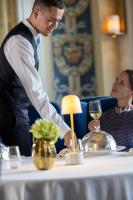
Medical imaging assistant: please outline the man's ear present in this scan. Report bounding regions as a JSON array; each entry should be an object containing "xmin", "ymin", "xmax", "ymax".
[{"xmin": 34, "ymin": 8, "xmax": 40, "ymax": 18}]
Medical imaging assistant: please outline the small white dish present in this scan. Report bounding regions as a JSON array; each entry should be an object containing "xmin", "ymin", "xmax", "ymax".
[{"xmin": 65, "ymin": 151, "xmax": 84, "ymax": 165}]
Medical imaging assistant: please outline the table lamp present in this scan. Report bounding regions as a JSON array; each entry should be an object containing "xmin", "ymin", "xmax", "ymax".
[{"xmin": 61, "ymin": 95, "xmax": 82, "ymax": 152}]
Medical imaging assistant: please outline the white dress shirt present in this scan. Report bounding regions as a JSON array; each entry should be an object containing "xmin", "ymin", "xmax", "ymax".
[{"xmin": 4, "ymin": 19, "xmax": 70, "ymax": 138}]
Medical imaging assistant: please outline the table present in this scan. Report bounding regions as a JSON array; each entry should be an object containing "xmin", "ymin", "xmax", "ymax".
[{"xmin": 1, "ymin": 152, "xmax": 133, "ymax": 200}]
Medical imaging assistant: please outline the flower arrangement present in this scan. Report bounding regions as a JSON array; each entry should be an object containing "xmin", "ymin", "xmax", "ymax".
[{"xmin": 30, "ymin": 119, "xmax": 59, "ymax": 143}]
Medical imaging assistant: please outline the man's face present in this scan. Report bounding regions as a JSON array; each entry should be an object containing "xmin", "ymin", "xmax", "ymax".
[{"xmin": 33, "ymin": 6, "xmax": 64, "ymax": 36}]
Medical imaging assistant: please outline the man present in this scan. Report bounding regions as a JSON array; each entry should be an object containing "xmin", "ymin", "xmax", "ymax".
[{"xmin": 0, "ymin": 0, "xmax": 71, "ymax": 156}]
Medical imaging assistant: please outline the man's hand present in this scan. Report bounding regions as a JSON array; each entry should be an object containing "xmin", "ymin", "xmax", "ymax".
[{"xmin": 64, "ymin": 131, "xmax": 72, "ymax": 147}]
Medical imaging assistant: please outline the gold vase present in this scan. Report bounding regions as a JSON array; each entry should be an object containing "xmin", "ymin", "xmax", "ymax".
[{"xmin": 32, "ymin": 138, "xmax": 57, "ymax": 170}]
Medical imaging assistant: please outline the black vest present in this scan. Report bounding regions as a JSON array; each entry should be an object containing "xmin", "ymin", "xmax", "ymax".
[{"xmin": 0, "ymin": 22, "xmax": 39, "ymax": 130}]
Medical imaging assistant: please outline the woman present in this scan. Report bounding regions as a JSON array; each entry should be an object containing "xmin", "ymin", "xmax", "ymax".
[{"xmin": 88, "ymin": 69, "xmax": 133, "ymax": 149}]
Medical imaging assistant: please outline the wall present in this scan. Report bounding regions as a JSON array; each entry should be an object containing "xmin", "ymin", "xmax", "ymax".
[
  {"xmin": 91, "ymin": 0, "xmax": 120, "ymax": 96},
  {"xmin": 91, "ymin": 0, "xmax": 133, "ymax": 96},
  {"xmin": 0, "ymin": 0, "xmax": 17, "ymax": 43},
  {"xmin": 119, "ymin": 0, "xmax": 133, "ymax": 68}
]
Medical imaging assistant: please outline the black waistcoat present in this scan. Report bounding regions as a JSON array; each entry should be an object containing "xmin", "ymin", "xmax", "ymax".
[{"xmin": 0, "ymin": 22, "xmax": 39, "ymax": 130}]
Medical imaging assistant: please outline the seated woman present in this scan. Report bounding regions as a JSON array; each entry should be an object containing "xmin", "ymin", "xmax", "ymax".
[{"xmin": 88, "ymin": 69, "xmax": 133, "ymax": 150}]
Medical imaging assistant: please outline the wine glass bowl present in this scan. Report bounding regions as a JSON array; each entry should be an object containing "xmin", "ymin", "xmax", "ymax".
[
  {"xmin": 89, "ymin": 100, "xmax": 102, "ymax": 120},
  {"xmin": 89, "ymin": 100, "xmax": 102, "ymax": 131}
]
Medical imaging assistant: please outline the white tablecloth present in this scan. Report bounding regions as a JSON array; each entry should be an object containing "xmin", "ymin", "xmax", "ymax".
[{"xmin": 1, "ymin": 152, "xmax": 133, "ymax": 200}]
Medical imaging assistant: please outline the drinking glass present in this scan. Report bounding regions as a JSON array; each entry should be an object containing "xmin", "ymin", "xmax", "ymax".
[
  {"xmin": 89, "ymin": 100, "xmax": 102, "ymax": 131},
  {"xmin": 0, "ymin": 143, "xmax": 8, "ymax": 159},
  {"xmin": 6, "ymin": 146, "xmax": 21, "ymax": 169},
  {"xmin": 69, "ymin": 138, "xmax": 83, "ymax": 152},
  {"xmin": 66, "ymin": 139, "xmax": 84, "ymax": 165}
]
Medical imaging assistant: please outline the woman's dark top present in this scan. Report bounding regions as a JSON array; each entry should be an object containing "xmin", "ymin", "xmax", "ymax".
[{"xmin": 100, "ymin": 108, "xmax": 133, "ymax": 149}]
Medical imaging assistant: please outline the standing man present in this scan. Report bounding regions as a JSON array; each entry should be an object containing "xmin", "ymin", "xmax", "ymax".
[{"xmin": 0, "ymin": 0, "xmax": 71, "ymax": 156}]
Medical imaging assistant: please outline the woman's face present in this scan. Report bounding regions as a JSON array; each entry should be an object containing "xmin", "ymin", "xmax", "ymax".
[{"xmin": 111, "ymin": 71, "xmax": 133, "ymax": 100}]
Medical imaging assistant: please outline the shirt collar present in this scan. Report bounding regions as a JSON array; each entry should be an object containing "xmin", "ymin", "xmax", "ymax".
[{"xmin": 23, "ymin": 19, "xmax": 40, "ymax": 44}]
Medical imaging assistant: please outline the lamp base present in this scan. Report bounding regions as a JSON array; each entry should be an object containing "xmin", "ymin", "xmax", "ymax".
[{"xmin": 65, "ymin": 151, "xmax": 84, "ymax": 165}]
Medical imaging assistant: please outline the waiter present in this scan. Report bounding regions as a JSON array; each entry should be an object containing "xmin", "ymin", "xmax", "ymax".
[{"xmin": 0, "ymin": 0, "xmax": 71, "ymax": 156}]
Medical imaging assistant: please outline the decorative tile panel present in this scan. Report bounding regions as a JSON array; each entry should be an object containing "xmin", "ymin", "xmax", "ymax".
[{"xmin": 52, "ymin": 0, "xmax": 96, "ymax": 102}]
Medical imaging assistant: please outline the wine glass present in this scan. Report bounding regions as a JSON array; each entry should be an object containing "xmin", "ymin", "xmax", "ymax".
[
  {"xmin": 6, "ymin": 146, "xmax": 21, "ymax": 169},
  {"xmin": 89, "ymin": 100, "xmax": 102, "ymax": 132}
]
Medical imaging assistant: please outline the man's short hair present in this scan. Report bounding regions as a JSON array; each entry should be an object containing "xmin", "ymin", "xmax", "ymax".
[{"xmin": 33, "ymin": 0, "xmax": 65, "ymax": 10}]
